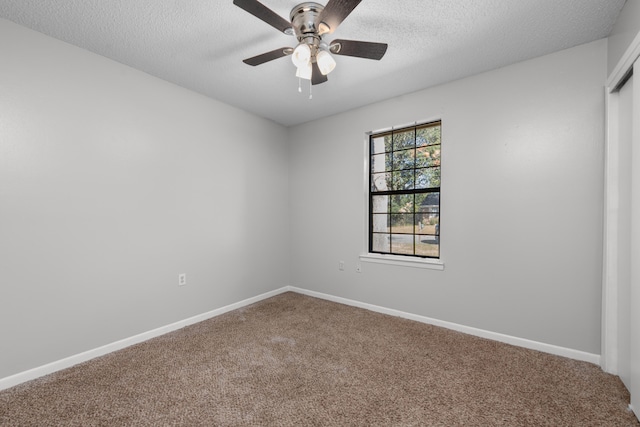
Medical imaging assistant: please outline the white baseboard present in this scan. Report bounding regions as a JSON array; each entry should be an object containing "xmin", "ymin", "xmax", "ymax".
[
  {"xmin": 289, "ymin": 287, "xmax": 601, "ymax": 366},
  {"xmin": 1, "ymin": 285, "xmax": 601, "ymax": 391},
  {"xmin": 0, "ymin": 287, "xmax": 289, "ymax": 391}
]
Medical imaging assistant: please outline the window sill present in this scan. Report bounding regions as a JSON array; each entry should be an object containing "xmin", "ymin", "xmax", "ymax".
[{"xmin": 359, "ymin": 253, "xmax": 444, "ymax": 270}]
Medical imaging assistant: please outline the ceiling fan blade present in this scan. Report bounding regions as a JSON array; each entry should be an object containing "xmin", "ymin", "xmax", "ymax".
[
  {"xmin": 311, "ymin": 62, "xmax": 328, "ymax": 85},
  {"xmin": 233, "ymin": 0, "xmax": 293, "ymax": 34},
  {"xmin": 243, "ymin": 48, "xmax": 292, "ymax": 66},
  {"xmin": 330, "ymin": 39, "xmax": 388, "ymax": 60},
  {"xmin": 317, "ymin": 0, "xmax": 362, "ymax": 34}
]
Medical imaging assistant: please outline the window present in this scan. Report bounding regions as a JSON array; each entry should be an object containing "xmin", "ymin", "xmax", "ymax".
[{"xmin": 369, "ymin": 121, "xmax": 441, "ymax": 259}]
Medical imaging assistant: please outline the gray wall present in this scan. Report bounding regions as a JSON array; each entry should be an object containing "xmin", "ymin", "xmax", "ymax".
[
  {"xmin": 289, "ymin": 40, "xmax": 607, "ymax": 355},
  {"xmin": 0, "ymin": 19, "xmax": 290, "ymax": 379},
  {"xmin": 608, "ymin": 0, "xmax": 640, "ymax": 75},
  {"xmin": 0, "ymin": 15, "xmax": 611, "ymax": 381}
]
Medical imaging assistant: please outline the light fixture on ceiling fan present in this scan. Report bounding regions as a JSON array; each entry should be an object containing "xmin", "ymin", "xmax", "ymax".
[{"xmin": 233, "ymin": 0, "xmax": 388, "ymax": 97}]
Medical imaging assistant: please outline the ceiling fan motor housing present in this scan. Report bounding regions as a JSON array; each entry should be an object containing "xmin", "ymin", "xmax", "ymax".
[{"xmin": 290, "ymin": 2, "xmax": 326, "ymax": 50}]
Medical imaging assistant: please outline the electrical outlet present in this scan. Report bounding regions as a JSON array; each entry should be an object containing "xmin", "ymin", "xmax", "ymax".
[
  {"xmin": 356, "ymin": 263, "xmax": 362, "ymax": 273},
  {"xmin": 338, "ymin": 261, "xmax": 345, "ymax": 271},
  {"xmin": 178, "ymin": 273, "xmax": 186, "ymax": 286}
]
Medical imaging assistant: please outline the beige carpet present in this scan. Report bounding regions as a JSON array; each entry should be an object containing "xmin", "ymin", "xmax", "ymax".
[{"xmin": 1, "ymin": 292, "xmax": 638, "ymax": 426}]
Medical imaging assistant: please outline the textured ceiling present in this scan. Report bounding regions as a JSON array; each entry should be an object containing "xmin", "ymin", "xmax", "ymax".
[{"xmin": 0, "ymin": 0, "xmax": 626, "ymax": 126}]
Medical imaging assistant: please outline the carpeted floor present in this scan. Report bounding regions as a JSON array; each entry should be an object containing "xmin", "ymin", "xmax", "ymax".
[{"xmin": 1, "ymin": 292, "xmax": 638, "ymax": 426}]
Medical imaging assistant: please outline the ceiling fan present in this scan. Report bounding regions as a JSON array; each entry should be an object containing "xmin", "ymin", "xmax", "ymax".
[{"xmin": 233, "ymin": 0, "xmax": 388, "ymax": 91}]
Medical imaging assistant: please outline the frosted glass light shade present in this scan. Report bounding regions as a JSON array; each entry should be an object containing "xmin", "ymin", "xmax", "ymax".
[
  {"xmin": 291, "ymin": 43, "xmax": 311, "ymax": 68},
  {"xmin": 296, "ymin": 62, "xmax": 312, "ymax": 80},
  {"xmin": 316, "ymin": 50, "xmax": 336, "ymax": 75}
]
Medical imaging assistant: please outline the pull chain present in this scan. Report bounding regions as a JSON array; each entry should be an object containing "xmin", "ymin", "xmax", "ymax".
[
  {"xmin": 309, "ymin": 80, "xmax": 313, "ymax": 100},
  {"xmin": 298, "ymin": 77, "xmax": 302, "ymax": 93}
]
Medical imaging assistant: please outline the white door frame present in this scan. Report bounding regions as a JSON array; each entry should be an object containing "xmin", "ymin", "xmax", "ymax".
[{"xmin": 602, "ymin": 32, "xmax": 640, "ymax": 375}]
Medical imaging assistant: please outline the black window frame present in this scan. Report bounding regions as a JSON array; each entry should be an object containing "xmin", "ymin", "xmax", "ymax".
[{"xmin": 368, "ymin": 121, "xmax": 441, "ymax": 259}]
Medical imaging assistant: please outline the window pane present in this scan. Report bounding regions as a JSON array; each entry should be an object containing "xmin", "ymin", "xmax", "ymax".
[
  {"xmin": 392, "ymin": 149, "xmax": 415, "ymax": 171},
  {"xmin": 415, "ymin": 167, "xmax": 440, "ymax": 189},
  {"xmin": 371, "ymin": 173, "xmax": 392, "ymax": 192},
  {"xmin": 416, "ymin": 235, "xmax": 439, "ymax": 257},
  {"xmin": 393, "ymin": 129, "xmax": 415, "ymax": 150},
  {"xmin": 391, "ymin": 214, "xmax": 413, "ymax": 234},
  {"xmin": 391, "ymin": 194, "xmax": 414, "ymax": 213},
  {"xmin": 372, "ymin": 213, "xmax": 390, "ymax": 233},
  {"xmin": 416, "ymin": 124, "xmax": 441, "ymax": 147},
  {"xmin": 391, "ymin": 234, "xmax": 414, "ymax": 255},
  {"xmin": 371, "ymin": 195, "xmax": 389, "ymax": 213},
  {"xmin": 371, "ymin": 153, "xmax": 392, "ymax": 173},
  {"xmin": 371, "ymin": 135, "xmax": 389, "ymax": 154},
  {"xmin": 416, "ymin": 192, "xmax": 439, "ymax": 214},
  {"xmin": 372, "ymin": 233, "xmax": 390, "ymax": 253},
  {"xmin": 392, "ymin": 170, "xmax": 414, "ymax": 190},
  {"xmin": 415, "ymin": 214, "xmax": 439, "ymax": 235},
  {"xmin": 416, "ymin": 145, "xmax": 441, "ymax": 168}
]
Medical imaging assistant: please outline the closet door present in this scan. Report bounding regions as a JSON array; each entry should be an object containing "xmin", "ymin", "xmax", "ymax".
[
  {"xmin": 617, "ymin": 70, "xmax": 633, "ymax": 391},
  {"xmin": 631, "ymin": 60, "xmax": 640, "ymax": 413},
  {"xmin": 614, "ymin": 58, "xmax": 639, "ymax": 414}
]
